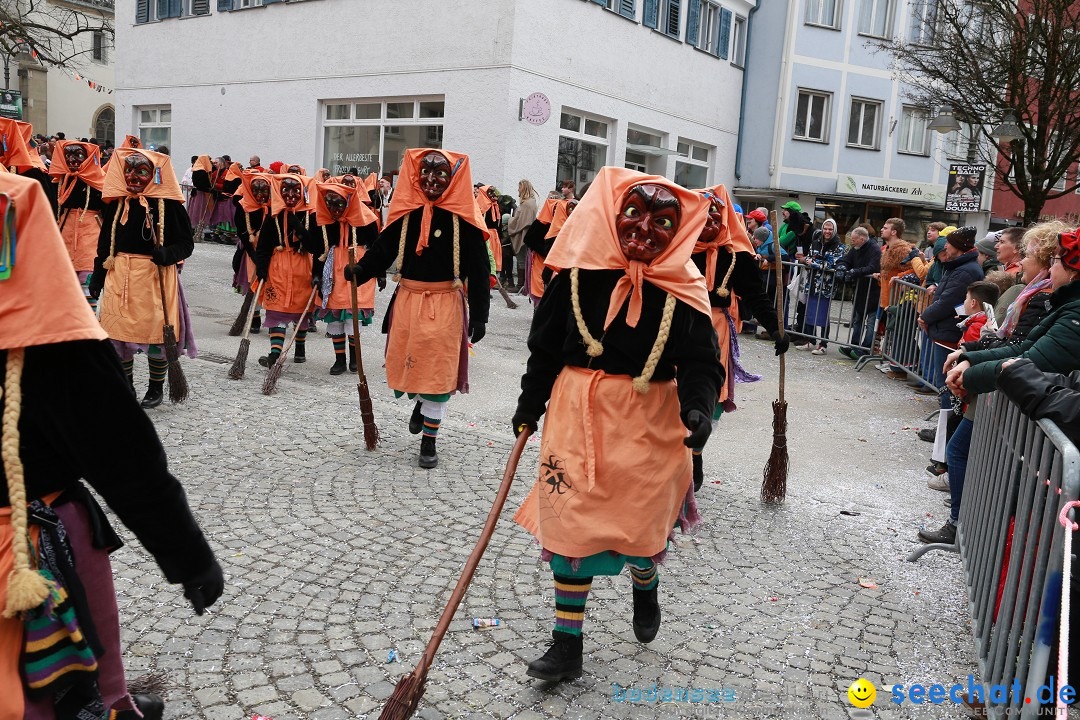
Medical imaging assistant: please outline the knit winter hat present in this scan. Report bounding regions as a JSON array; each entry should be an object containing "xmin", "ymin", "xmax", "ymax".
[
  {"xmin": 946, "ymin": 226, "xmax": 977, "ymax": 252},
  {"xmin": 753, "ymin": 227, "xmax": 771, "ymax": 244},
  {"xmin": 1058, "ymin": 230, "xmax": 1080, "ymax": 271},
  {"xmin": 976, "ymin": 233, "xmax": 1000, "ymax": 259}
]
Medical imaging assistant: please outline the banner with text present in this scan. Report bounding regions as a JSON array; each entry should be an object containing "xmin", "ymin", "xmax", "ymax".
[
  {"xmin": 836, "ymin": 174, "xmax": 947, "ymax": 206},
  {"xmin": 945, "ymin": 164, "xmax": 987, "ymax": 213}
]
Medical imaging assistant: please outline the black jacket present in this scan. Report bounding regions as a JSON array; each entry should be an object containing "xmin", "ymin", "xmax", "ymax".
[
  {"xmin": 516, "ymin": 269, "xmax": 723, "ymax": 429},
  {"xmin": 690, "ymin": 249, "xmax": 779, "ymax": 335},
  {"xmin": 1, "ymin": 341, "xmax": 217, "ymax": 584},
  {"xmin": 89, "ymin": 198, "xmax": 194, "ymax": 295},
  {"xmin": 835, "ymin": 240, "xmax": 882, "ymax": 311},
  {"xmin": 920, "ymin": 251, "xmax": 983, "ymax": 344},
  {"xmin": 997, "ymin": 359, "xmax": 1080, "ymax": 442},
  {"xmin": 352, "ymin": 206, "xmax": 491, "ymax": 325}
]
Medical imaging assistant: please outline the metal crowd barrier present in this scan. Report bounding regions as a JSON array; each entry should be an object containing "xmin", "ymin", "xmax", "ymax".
[
  {"xmin": 760, "ymin": 259, "xmax": 879, "ymax": 356},
  {"xmin": 874, "ymin": 277, "xmax": 941, "ymax": 391},
  {"xmin": 909, "ymin": 393, "xmax": 1080, "ymax": 719}
]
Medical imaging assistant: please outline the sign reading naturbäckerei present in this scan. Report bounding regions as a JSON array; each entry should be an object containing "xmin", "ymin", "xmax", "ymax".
[{"xmin": 945, "ymin": 164, "xmax": 987, "ymax": 213}]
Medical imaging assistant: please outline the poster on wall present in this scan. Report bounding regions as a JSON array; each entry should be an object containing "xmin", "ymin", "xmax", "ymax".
[
  {"xmin": 0, "ymin": 90, "xmax": 23, "ymax": 120},
  {"xmin": 945, "ymin": 164, "xmax": 987, "ymax": 213}
]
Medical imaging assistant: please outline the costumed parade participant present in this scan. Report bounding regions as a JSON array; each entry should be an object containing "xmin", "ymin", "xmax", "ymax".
[
  {"xmin": 689, "ymin": 185, "xmax": 787, "ymax": 488},
  {"xmin": 233, "ymin": 170, "xmax": 273, "ymax": 335},
  {"xmin": 0, "ymin": 172, "xmax": 223, "ymax": 720},
  {"xmin": 49, "ymin": 140, "xmax": 106, "ymax": 312},
  {"xmin": 253, "ymin": 172, "xmax": 318, "ymax": 367},
  {"xmin": 188, "ymin": 156, "xmax": 237, "ymax": 238},
  {"xmin": 344, "ymin": 149, "xmax": 490, "ymax": 469},
  {"xmin": 522, "ymin": 194, "xmax": 574, "ymax": 306},
  {"xmin": 475, "ymin": 184, "xmax": 503, "ymax": 277},
  {"xmin": 88, "ymin": 148, "xmax": 197, "ymax": 409},
  {"xmin": 309, "ymin": 181, "xmax": 382, "ymax": 375},
  {"xmin": 511, "ymin": 167, "xmax": 722, "ymax": 682},
  {"xmin": 0, "ymin": 118, "xmax": 56, "ymax": 215}
]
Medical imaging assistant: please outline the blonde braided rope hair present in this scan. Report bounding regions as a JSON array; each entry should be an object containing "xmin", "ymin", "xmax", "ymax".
[
  {"xmin": 391, "ymin": 212, "xmax": 462, "ymax": 287},
  {"xmin": 569, "ymin": 268, "xmax": 678, "ymax": 394},
  {"xmin": 102, "ymin": 198, "xmax": 167, "ymax": 269},
  {"xmin": 715, "ymin": 247, "xmax": 737, "ymax": 298},
  {"xmin": 2, "ymin": 349, "xmax": 52, "ymax": 617}
]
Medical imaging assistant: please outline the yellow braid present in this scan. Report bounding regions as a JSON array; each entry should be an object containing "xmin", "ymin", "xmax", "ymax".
[
  {"xmin": 716, "ymin": 247, "xmax": 737, "ymax": 298},
  {"xmin": 79, "ymin": 189, "xmax": 90, "ymax": 223},
  {"xmin": 632, "ymin": 294, "xmax": 677, "ymax": 394},
  {"xmin": 102, "ymin": 202, "xmax": 122, "ymax": 271},
  {"xmin": 392, "ymin": 213, "xmax": 409, "ymax": 283},
  {"xmin": 319, "ymin": 225, "xmax": 330, "ymax": 262},
  {"xmin": 2, "ymin": 349, "xmax": 51, "ymax": 617},
  {"xmin": 452, "ymin": 215, "xmax": 462, "ymax": 289},
  {"xmin": 244, "ymin": 211, "xmax": 254, "ymax": 242},
  {"xmin": 350, "ymin": 226, "xmax": 356, "ymax": 249},
  {"xmin": 157, "ymin": 198, "xmax": 165, "ymax": 248},
  {"xmin": 570, "ymin": 268, "xmax": 604, "ymax": 357}
]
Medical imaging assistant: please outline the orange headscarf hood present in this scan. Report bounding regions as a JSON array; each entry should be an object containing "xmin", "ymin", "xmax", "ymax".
[
  {"xmin": 101, "ymin": 148, "xmax": 184, "ymax": 225},
  {"xmin": 692, "ymin": 184, "xmax": 753, "ymax": 290},
  {"xmin": 281, "ymin": 163, "xmax": 307, "ymax": 178},
  {"xmin": 49, "ymin": 140, "xmax": 106, "ymax": 206},
  {"xmin": 269, "ymin": 173, "xmax": 312, "ymax": 216},
  {"xmin": 385, "ymin": 148, "xmax": 485, "ymax": 256},
  {"xmin": 224, "ymin": 162, "xmax": 244, "ymax": 183},
  {"xmin": 313, "ymin": 182, "xmax": 378, "ymax": 229},
  {"xmin": 475, "ymin": 185, "xmax": 501, "ymax": 223},
  {"xmin": 544, "ymin": 199, "xmax": 575, "ymax": 240},
  {"xmin": 122, "ymin": 134, "xmax": 142, "ymax": 149},
  {"xmin": 536, "ymin": 197, "xmax": 560, "ymax": 225},
  {"xmin": 193, "ymin": 155, "xmax": 213, "ymax": 174},
  {"xmin": 545, "ymin": 167, "xmax": 711, "ymax": 330},
  {"xmin": 0, "ymin": 173, "xmax": 107, "ymax": 350},
  {"xmin": 236, "ymin": 171, "xmax": 272, "ymax": 213},
  {"xmin": 0, "ymin": 118, "xmax": 42, "ymax": 172}
]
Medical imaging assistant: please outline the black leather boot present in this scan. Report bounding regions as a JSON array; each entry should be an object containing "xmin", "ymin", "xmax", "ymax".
[
  {"xmin": 293, "ymin": 342, "xmax": 306, "ymax": 364},
  {"xmin": 692, "ymin": 454, "xmax": 704, "ymax": 491},
  {"xmin": 526, "ymin": 630, "xmax": 583, "ymax": 682},
  {"xmin": 349, "ymin": 343, "xmax": 357, "ymax": 372},
  {"xmin": 131, "ymin": 693, "xmax": 165, "ymax": 720},
  {"xmin": 250, "ymin": 312, "xmax": 262, "ymax": 335},
  {"xmin": 409, "ymin": 401, "xmax": 424, "ymax": 434},
  {"xmin": 258, "ymin": 351, "xmax": 280, "ymax": 368},
  {"xmin": 140, "ymin": 381, "xmax": 164, "ymax": 409},
  {"xmin": 632, "ymin": 585, "xmax": 661, "ymax": 643},
  {"xmin": 418, "ymin": 435, "xmax": 438, "ymax": 469}
]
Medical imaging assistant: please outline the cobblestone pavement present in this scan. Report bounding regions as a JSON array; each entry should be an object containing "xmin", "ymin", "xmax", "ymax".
[{"xmin": 111, "ymin": 243, "xmax": 987, "ymax": 719}]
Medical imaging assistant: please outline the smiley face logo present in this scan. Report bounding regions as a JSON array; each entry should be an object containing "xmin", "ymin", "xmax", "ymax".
[{"xmin": 847, "ymin": 678, "xmax": 876, "ymax": 708}]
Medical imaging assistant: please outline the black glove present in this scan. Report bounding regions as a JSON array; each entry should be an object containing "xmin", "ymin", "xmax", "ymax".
[
  {"xmin": 254, "ymin": 263, "xmax": 269, "ymax": 282},
  {"xmin": 183, "ymin": 561, "xmax": 224, "ymax": 616},
  {"xmin": 151, "ymin": 247, "xmax": 170, "ymax": 266},
  {"xmin": 771, "ymin": 330, "xmax": 790, "ymax": 356},
  {"xmin": 287, "ymin": 213, "xmax": 307, "ymax": 234},
  {"xmin": 87, "ymin": 279, "xmax": 102, "ymax": 300},
  {"xmin": 344, "ymin": 262, "xmax": 370, "ymax": 284},
  {"xmin": 242, "ymin": 240, "xmax": 256, "ymax": 259},
  {"xmin": 834, "ymin": 268, "xmax": 849, "ymax": 283},
  {"xmin": 715, "ymin": 290, "xmax": 733, "ymax": 309},
  {"xmin": 512, "ymin": 411, "xmax": 538, "ymax": 437},
  {"xmin": 683, "ymin": 409, "xmax": 711, "ymax": 448},
  {"xmin": 311, "ymin": 274, "xmax": 321, "ymax": 288},
  {"xmin": 469, "ymin": 320, "xmax": 486, "ymax": 344},
  {"xmin": 377, "ymin": 275, "xmax": 387, "ymax": 291},
  {"xmin": 904, "ymin": 248, "xmax": 921, "ymax": 263}
]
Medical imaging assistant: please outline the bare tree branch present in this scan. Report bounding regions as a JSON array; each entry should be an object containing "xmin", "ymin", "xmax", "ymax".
[{"xmin": 0, "ymin": 0, "xmax": 113, "ymax": 72}]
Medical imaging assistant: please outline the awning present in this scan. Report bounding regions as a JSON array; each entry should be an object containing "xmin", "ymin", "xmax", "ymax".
[{"xmin": 626, "ymin": 143, "xmax": 682, "ymax": 157}]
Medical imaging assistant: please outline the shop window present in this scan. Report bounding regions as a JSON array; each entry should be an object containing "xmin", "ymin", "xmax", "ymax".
[{"xmin": 321, "ymin": 97, "xmax": 445, "ymax": 179}]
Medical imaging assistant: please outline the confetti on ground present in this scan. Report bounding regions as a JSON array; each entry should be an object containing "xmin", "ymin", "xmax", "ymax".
[
  {"xmin": 858, "ymin": 578, "xmax": 878, "ymax": 589},
  {"xmin": 387, "ymin": 649, "xmax": 397, "ymax": 663}
]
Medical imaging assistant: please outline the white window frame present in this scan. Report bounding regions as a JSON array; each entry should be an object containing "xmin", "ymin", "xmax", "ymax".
[
  {"xmin": 91, "ymin": 30, "xmax": 108, "ymax": 63},
  {"xmin": 320, "ymin": 97, "xmax": 446, "ymax": 177},
  {"xmin": 731, "ymin": 15, "xmax": 747, "ymax": 66},
  {"xmin": 944, "ymin": 122, "xmax": 977, "ymax": 161},
  {"xmin": 136, "ymin": 105, "xmax": 172, "ymax": 148},
  {"xmin": 558, "ymin": 107, "xmax": 612, "ymax": 185},
  {"xmin": 907, "ymin": 0, "xmax": 937, "ymax": 44},
  {"xmin": 793, "ymin": 89, "xmax": 832, "ymax": 143},
  {"xmin": 847, "ymin": 98, "xmax": 881, "ymax": 150},
  {"xmin": 603, "ymin": 0, "xmax": 637, "ymax": 19},
  {"xmin": 660, "ymin": 0, "xmax": 682, "ymax": 38},
  {"xmin": 857, "ymin": 0, "xmax": 893, "ymax": 38},
  {"xmin": 1053, "ymin": 172, "xmax": 1067, "ymax": 192},
  {"xmin": 694, "ymin": 1, "xmax": 720, "ymax": 54},
  {"xmin": 805, "ymin": 0, "xmax": 841, "ymax": 29},
  {"xmin": 897, "ymin": 105, "xmax": 931, "ymax": 156},
  {"xmin": 675, "ymin": 138, "xmax": 713, "ymax": 188}
]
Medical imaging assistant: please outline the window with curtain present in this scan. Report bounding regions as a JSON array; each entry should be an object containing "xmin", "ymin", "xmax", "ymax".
[
  {"xmin": 805, "ymin": 0, "xmax": 840, "ymax": 28},
  {"xmin": 847, "ymin": 98, "xmax": 881, "ymax": 149},
  {"xmin": 794, "ymin": 90, "xmax": 831, "ymax": 142},
  {"xmin": 897, "ymin": 106, "xmax": 930, "ymax": 155},
  {"xmin": 857, "ymin": 0, "xmax": 891, "ymax": 37},
  {"xmin": 907, "ymin": 0, "xmax": 937, "ymax": 44},
  {"xmin": 688, "ymin": 1, "xmax": 730, "ymax": 57}
]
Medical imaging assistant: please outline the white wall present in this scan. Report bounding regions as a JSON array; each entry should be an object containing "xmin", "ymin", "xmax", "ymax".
[{"xmin": 44, "ymin": 0, "xmax": 114, "ymax": 138}]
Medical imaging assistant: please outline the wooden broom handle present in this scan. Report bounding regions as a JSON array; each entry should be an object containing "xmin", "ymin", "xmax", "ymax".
[
  {"xmin": 417, "ymin": 430, "xmax": 533, "ymax": 670},
  {"xmin": 770, "ymin": 210, "xmax": 786, "ymax": 403},
  {"xmin": 347, "ymin": 245, "xmax": 367, "ymax": 378}
]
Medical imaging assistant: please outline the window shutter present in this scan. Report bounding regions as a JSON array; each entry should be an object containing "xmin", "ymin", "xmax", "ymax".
[
  {"xmin": 169, "ymin": 0, "xmax": 182, "ymax": 17},
  {"xmin": 686, "ymin": 0, "xmax": 701, "ymax": 46},
  {"xmin": 136, "ymin": 0, "xmax": 150, "ymax": 22},
  {"xmin": 643, "ymin": 0, "xmax": 659, "ymax": 27},
  {"xmin": 620, "ymin": 0, "xmax": 635, "ymax": 18},
  {"xmin": 718, "ymin": 7, "xmax": 732, "ymax": 58},
  {"xmin": 156, "ymin": 0, "xmax": 169, "ymax": 18},
  {"xmin": 263, "ymin": 0, "xmax": 284, "ymax": 5},
  {"xmin": 666, "ymin": 0, "xmax": 681, "ymax": 36},
  {"xmin": 589, "ymin": 0, "xmax": 605, "ymax": 5},
  {"xmin": 217, "ymin": 0, "xmax": 232, "ymax": 9},
  {"xmin": 192, "ymin": 0, "xmax": 210, "ymax": 13}
]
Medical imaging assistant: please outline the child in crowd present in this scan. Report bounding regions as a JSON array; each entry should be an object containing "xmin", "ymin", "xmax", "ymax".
[{"xmin": 959, "ymin": 280, "xmax": 1002, "ymax": 344}]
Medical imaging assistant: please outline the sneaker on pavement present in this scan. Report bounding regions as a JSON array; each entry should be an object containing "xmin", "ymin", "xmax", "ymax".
[
  {"xmin": 927, "ymin": 474, "xmax": 950, "ymax": 492},
  {"xmin": 795, "ymin": 342, "xmax": 813, "ymax": 351},
  {"xmin": 918, "ymin": 522, "xmax": 957, "ymax": 544},
  {"xmin": 811, "ymin": 346, "xmax": 827, "ymax": 355},
  {"xmin": 885, "ymin": 370, "xmax": 907, "ymax": 380},
  {"xmin": 918, "ymin": 427, "xmax": 936, "ymax": 443},
  {"xmin": 926, "ymin": 461, "xmax": 948, "ymax": 476},
  {"xmin": 914, "ymin": 386, "xmax": 939, "ymax": 395}
]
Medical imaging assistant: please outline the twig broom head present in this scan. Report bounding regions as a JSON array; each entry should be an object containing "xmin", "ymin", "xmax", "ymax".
[
  {"xmin": 379, "ymin": 668, "xmax": 427, "ymax": 720},
  {"xmin": 228, "ymin": 290, "xmax": 255, "ymax": 336},
  {"xmin": 162, "ymin": 325, "xmax": 188, "ymax": 404},
  {"xmin": 228, "ymin": 338, "xmax": 250, "ymax": 380},
  {"xmin": 761, "ymin": 398, "xmax": 788, "ymax": 504},
  {"xmin": 262, "ymin": 354, "xmax": 285, "ymax": 395},
  {"xmin": 357, "ymin": 381, "xmax": 379, "ymax": 451}
]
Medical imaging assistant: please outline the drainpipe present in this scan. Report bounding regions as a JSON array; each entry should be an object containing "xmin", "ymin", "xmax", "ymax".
[{"xmin": 733, "ymin": 0, "xmax": 761, "ymax": 182}]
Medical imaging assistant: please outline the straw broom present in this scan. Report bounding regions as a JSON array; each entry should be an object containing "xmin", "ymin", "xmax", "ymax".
[
  {"xmin": 156, "ymin": 266, "xmax": 189, "ymax": 404},
  {"xmin": 348, "ymin": 246, "xmax": 379, "ymax": 450},
  {"xmin": 228, "ymin": 288, "xmax": 257, "ymax": 336},
  {"xmin": 262, "ymin": 286, "xmax": 318, "ymax": 395},
  {"xmin": 492, "ymin": 276, "xmax": 518, "ymax": 310},
  {"xmin": 228, "ymin": 280, "xmax": 264, "ymax": 380},
  {"xmin": 761, "ymin": 210, "xmax": 788, "ymax": 503},
  {"xmin": 379, "ymin": 429, "xmax": 532, "ymax": 720}
]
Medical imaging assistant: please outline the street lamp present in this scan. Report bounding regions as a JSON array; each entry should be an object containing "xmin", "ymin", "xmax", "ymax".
[
  {"xmin": 928, "ymin": 107, "xmax": 962, "ymax": 134},
  {"xmin": 992, "ymin": 111, "xmax": 1024, "ymax": 142}
]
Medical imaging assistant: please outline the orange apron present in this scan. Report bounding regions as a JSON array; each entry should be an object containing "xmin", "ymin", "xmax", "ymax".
[
  {"xmin": 711, "ymin": 306, "xmax": 734, "ymax": 404},
  {"xmin": 327, "ymin": 244, "xmax": 375, "ymax": 311},
  {"xmin": 530, "ymin": 252, "xmax": 546, "ymax": 299},
  {"xmin": 385, "ymin": 279, "xmax": 464, "ymax": 395},
  {"xmin": 263, "ymin": 247, "xmax": 315, "ymax": 314},
  {"xmin": 59, "ymin": 210, "xmax": 101, "ymax": 273},
  {"xmin": 98, "ymin": 253, "xmax": 179, "ymax": 345},
  {"xmin": 487, "ymin": 229, "xmax": 502, "ymax": 272},
  {"xmin": 514, "ymin": 367, "xmax": 691, "ymax": 559}
]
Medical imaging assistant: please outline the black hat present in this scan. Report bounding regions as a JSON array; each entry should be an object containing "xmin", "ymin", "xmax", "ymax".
[{"xmin": 946, "ymin": 226, "xmax": 977, "ymax": 252}]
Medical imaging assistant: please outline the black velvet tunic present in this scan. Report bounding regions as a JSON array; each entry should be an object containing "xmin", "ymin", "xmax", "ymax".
[{"xmin": 691, "ymin": 249, "xmax": 780, "ymax": 334}]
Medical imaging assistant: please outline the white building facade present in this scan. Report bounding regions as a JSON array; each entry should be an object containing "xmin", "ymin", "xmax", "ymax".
[
  {"xmin": 736, "ymin": 0, "xmax": 991, "ymax": 240},
  {"xmin": 116, "ymin": 0, "xmax": 753, "ymax": 192}
]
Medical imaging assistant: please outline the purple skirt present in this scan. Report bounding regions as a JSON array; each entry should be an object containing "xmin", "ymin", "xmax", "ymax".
[{"xmin": 188, "ymin": 192, "xmax": 233, "ymax": 229}]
